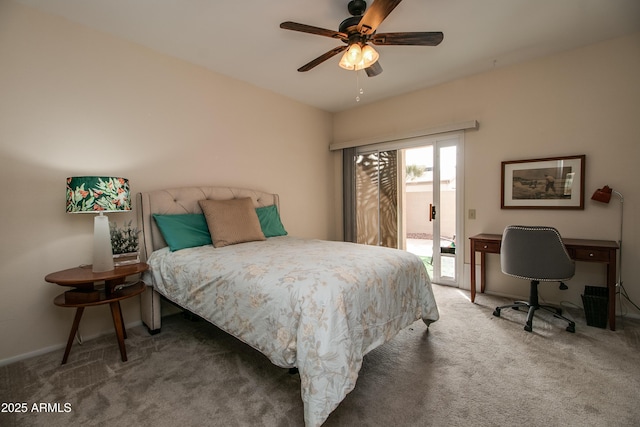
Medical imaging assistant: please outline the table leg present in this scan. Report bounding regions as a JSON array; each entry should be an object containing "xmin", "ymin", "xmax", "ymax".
[
  {"xmin": 119, "ymin": 302, "xmax": 127, "ymax": 340},
  {"xmin": 61, "ymin": 307, "xmax": 84, "ymax": 365},
  {"xmin": 109, "ymin": 301, "xmax": 127, "ymax": 362}
]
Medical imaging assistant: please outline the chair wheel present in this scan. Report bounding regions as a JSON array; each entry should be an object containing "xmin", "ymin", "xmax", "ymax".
[
  {"xmin": 493, "ymin": 308, "xmax": 501, "ymax": 317},
  {"xmin": 524, "ymin": 323, "xmax": 532, "ymax": 332},
  {"xmin": 566, "ymin": 323, "xmax": 576, "ymax": 333}
]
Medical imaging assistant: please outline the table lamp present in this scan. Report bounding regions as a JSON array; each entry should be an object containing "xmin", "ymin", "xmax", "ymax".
[
  {"xmin": 66, "ymin": 177, "xmax": 131, "ymax": 272},
  {"xmin": 591, "ymin": 185, "xmax": 624, "ymax": 286}
]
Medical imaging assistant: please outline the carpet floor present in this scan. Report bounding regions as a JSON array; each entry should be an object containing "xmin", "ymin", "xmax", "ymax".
[{"xmin": 2, "ymin": 284, "xmax": 640, "ymax": 427}]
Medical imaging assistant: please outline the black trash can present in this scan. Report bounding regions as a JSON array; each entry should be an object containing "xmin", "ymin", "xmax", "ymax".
[{"xmin": 581, "ymin": 286, "xmax": 608, "ymax": 328}]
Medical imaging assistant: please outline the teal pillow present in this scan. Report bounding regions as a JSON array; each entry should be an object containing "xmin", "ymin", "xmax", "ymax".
[
  {"xmin": 255, "ymin": 205, "xmax": 288, "ymax": 237},
  {"xmin": 153, "ymin": 214, "xmax": 212, "ymax": 251}
]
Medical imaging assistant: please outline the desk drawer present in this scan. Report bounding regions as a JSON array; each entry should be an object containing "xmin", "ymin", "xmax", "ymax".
[
  {"xmin": 474, "ymin": 240, "xmax": 500, "ymax": 253},
  {"xmin": 573, "ymin": 248, "xmax": 611, "ymax": 262}
]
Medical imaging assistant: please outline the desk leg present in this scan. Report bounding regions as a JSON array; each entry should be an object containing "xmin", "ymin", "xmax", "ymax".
[
  {"xmin": 61, "ymin": 307, "xmax": 84, "ymax": 365},
  {"xmin": 109, "ymin": 301, "xmax": 128, "ymax": 362},
  {"xmin": 607, "ymin": 252, "xmax": 617, "ymax": 331},
  {"xmin": 470, "ymin": 248, "xmax": 476, "ymax": 302},
  {"xmin": 480, "ymin": 252, "xmax": 487, "ymax": 294}
]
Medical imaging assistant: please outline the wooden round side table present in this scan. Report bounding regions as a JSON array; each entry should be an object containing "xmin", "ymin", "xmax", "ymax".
[{"xmin": 45, "ymin": 263, "xmax": 149, "ymax": 364}]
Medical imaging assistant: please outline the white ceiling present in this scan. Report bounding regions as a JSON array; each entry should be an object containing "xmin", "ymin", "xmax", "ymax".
[{"xmin": 15, "ymin": 0, "xmax": 640, "ymax": 113}]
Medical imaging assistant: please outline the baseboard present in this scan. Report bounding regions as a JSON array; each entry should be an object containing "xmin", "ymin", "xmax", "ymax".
[
  {"xmin": 481, "ymin": 289, "xmax": 640, "ymax": 321},
  {"xmin": 0, "ymin": 342, "xmax": 67, "ymax": 367},
  {"xmin": 0, "ymin": 320, "xmax": 143, "ymax": 367}
]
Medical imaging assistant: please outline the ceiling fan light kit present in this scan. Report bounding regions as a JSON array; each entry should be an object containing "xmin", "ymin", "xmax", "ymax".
[
  {"xmin": 280, "ymin": 0, "xmax": 443, "ymax": 76},
  {"xmin": 338, "ymin": 43, "xmax": 380, "ymax": 70}
]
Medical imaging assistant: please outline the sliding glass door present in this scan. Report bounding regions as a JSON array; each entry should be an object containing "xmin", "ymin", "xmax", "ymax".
[
  {"xmin": 349, "ymin": 133, "xmax": 463, "ymax": 286},
  {"xmin": 404, "ymin": 141, "xmax": 459, "ymax": 285},
  {"xmin": 354, "ymin": 150, "xmax": 398, "ymax": 248}
]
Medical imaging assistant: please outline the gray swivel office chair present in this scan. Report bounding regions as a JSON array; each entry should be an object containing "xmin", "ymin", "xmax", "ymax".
[{"xmin": 493, "ymin": 225, "xmax": 576, "ymax": 333}]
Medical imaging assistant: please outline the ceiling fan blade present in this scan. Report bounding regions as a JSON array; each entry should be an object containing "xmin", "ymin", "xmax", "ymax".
[
  {"xmin": 280, "ymin": 21, "xmax": 348, "ymax": 41},
  {"xmin": 365, "ymin": 61, "xmax": 383, "ymax": 77},
  {"xmin": 357, "ymin": 0, "xmax": 403, "ymax": 35},
  {"xmin": 371, "ymin": 32, "xmax": 444, "ymax": 46},
  {"xmin": 297, "ymin": 45, "xmax": 348, "ymax": 72}
]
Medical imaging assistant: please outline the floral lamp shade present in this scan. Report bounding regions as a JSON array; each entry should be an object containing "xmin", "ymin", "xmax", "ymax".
[
  {"xmin": 66, "ymin": 176, "xmax": 131, "ymax": 213},
  {"xmin": 66, "ymin": 176, "xmax": 131, "ymax": 273}
]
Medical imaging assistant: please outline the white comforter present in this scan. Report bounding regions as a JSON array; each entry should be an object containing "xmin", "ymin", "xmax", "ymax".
[{"xmin": 146, "ymin": 236, "xmax": 439, "ymax": 426}]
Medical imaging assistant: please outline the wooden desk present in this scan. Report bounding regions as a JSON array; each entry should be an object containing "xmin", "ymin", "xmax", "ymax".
[{"xmin": 469, "ymin": 234, "xmax": 619, "ymax": 330}]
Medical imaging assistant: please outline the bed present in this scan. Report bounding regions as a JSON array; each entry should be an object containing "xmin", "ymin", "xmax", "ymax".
[{"xmin": 137, "ymin": 186, "xmax": 439, "ymax": 427}]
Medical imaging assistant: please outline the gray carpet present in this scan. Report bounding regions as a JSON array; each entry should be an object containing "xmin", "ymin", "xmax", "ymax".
[{"xmin": 2, "ymin": 284, "xmax": 640, "ymax": 427}]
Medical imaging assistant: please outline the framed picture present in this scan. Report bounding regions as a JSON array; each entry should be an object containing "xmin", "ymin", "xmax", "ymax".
[{"xmin": 501, "ymin": 155, "xmax": 585, "ymax": 209}]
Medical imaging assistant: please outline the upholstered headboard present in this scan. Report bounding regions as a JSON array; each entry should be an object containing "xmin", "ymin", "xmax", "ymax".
[{"xmin": 136, "ymin": 186, "xmax": 280, "ymax": 262}]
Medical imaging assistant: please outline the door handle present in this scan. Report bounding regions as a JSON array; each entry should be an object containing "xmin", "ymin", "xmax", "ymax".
[{"xmin": 429, "ymin": 204, "xmax": 436, "ymax": 221}]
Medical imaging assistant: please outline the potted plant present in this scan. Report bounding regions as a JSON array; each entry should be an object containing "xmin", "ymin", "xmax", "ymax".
[{"xmin": 110, "ymin": 220, "xmax": 140, "ymax": 266}]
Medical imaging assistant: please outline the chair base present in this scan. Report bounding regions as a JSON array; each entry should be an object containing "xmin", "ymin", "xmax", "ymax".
[{"xmin": 492, "ymin": 281, "xmax": 576, "ymax": 333}]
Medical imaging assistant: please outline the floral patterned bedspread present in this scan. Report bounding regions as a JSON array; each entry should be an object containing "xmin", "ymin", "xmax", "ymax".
[{"xmin": 145, "ymin": 236, "xmax": 439, "ymax": 426}]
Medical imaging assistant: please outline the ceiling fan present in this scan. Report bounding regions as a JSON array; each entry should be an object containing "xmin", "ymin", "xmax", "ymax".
[{"xmin": 280, "ymin": 0, "xmax": 443, "ymax": 77}]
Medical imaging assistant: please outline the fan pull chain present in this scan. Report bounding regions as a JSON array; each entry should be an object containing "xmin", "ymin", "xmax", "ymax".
[{"xmin": 355, "ymin": 70, "xmax": 364, "ymax": 102}]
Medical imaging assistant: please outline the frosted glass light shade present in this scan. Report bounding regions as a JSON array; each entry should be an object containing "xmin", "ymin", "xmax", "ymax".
[
  {"xmin": 360, "ymin": 45, "xmax": 379, "ymax": 67},
  {"xmin": 339, "ymin": 44, "xmax": 379, "ymax": 71}
]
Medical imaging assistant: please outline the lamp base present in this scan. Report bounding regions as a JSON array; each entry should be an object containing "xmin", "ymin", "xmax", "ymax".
[{"xmin": 93, "ymin": 214, "xmax": 114, "ymax": 273}]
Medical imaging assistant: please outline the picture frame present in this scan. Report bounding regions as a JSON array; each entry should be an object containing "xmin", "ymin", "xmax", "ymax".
[{"xmin": 501, "ymin": 155, "xmax": 585, "ymax": 209}]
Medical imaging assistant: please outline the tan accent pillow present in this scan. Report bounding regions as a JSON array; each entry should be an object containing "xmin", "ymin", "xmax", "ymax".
[{"xmin": 198, "ymin": 198, "xmax": 266, "ymax": 248}]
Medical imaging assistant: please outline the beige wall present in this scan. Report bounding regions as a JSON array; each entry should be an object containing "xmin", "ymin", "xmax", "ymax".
[
  {"xmin": 0, "ymin": 2, "xmax": 334, "ymax": 363},
  {"xmin": 333, "ymin": 33, "xmax": 640, "ymax": 311}
]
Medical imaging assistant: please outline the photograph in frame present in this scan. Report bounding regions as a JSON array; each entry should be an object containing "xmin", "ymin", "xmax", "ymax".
[{"xmin": 501, "ymin": 155, "xmax": 585, "ymax": 209}]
